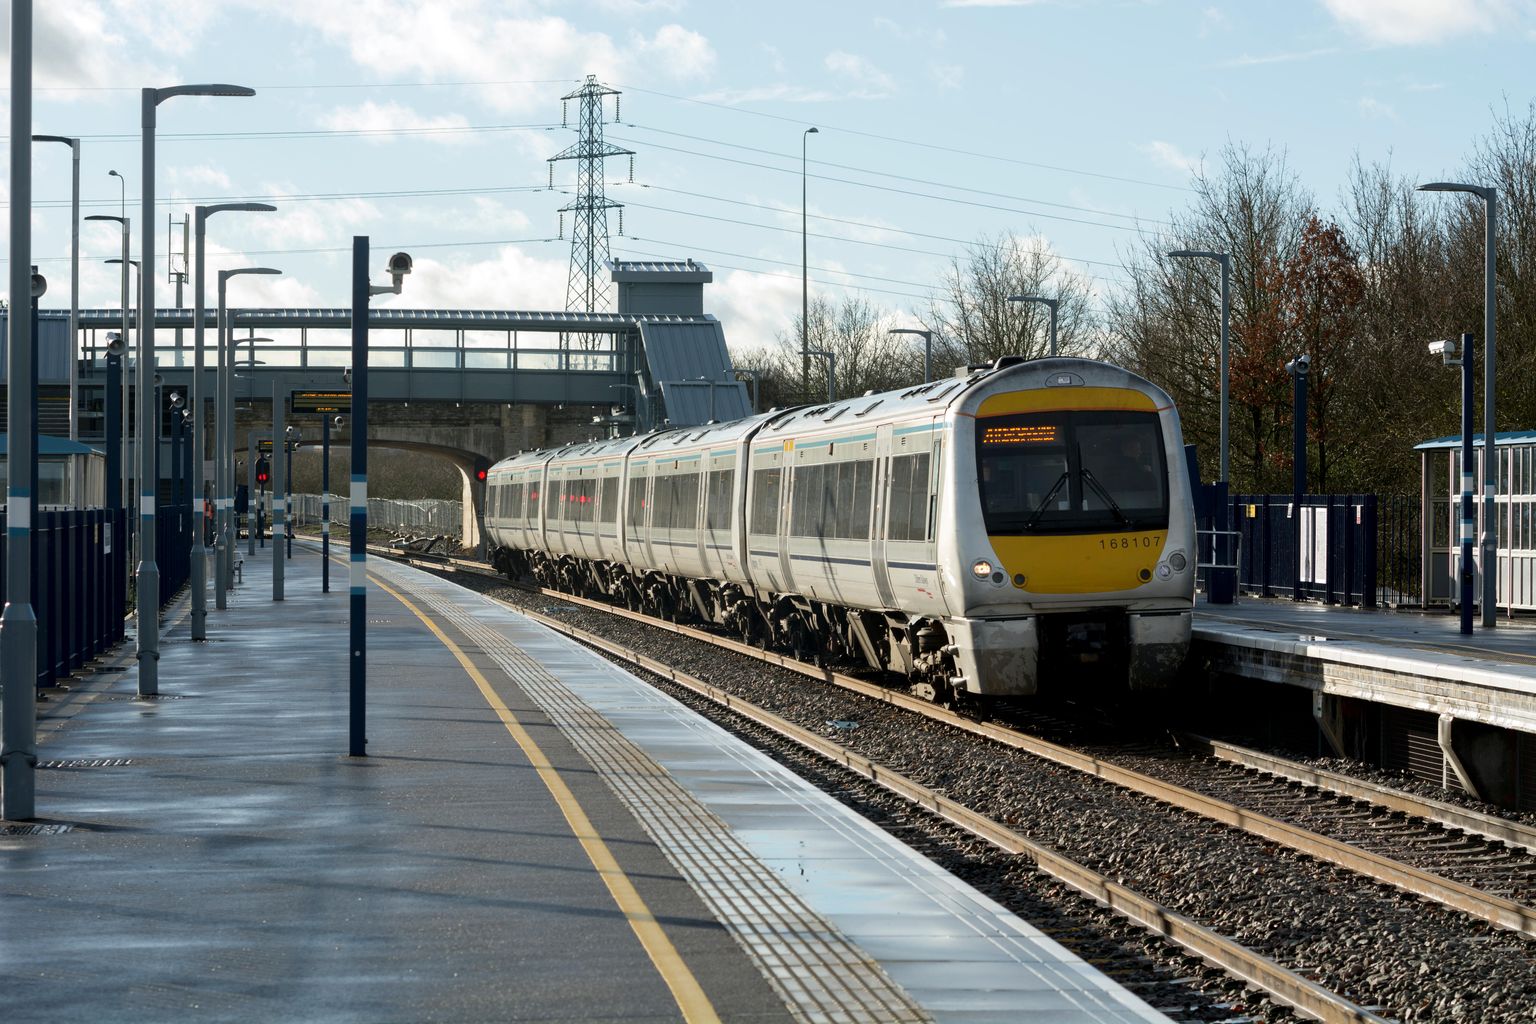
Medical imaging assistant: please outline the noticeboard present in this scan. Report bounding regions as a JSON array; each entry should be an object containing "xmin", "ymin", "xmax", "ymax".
[{"xmin": 292, "ymin": 390, "xmax": 351, "ymax": 414}]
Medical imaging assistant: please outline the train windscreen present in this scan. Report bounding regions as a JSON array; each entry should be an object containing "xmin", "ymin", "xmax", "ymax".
[{"xmin": 976, "ymin": 410, "xmax": 1167, "ymax": 535}]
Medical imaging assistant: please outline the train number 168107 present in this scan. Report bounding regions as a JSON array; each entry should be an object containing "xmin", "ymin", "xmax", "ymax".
[{"xmin": 1100, "ymin": 536, "xmax": 1161, "ymax": 550}]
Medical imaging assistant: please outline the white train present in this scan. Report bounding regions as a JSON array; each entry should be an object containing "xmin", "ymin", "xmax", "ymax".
[{"xmin": 484, "ymin": 357, "xmax": 1196, "ymax": 703}]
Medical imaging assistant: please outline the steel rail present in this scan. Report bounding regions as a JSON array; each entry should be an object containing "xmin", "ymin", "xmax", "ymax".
[
  {"xmin": 373, "ymin": 548, "xmax": 1536, "ymax": 940},
  {"xmin": 1179, "ymin": 733, "xmax": 1536, "ymax": 856}
]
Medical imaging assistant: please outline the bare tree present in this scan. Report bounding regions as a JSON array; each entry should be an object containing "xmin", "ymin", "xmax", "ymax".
[
  {"xmin": 770, "ymin": 294, "xmax": 916, "ymax": 402},
  {"xmin": 927, "ymin": 232, "xmax": 1096, "ymax": 372}
]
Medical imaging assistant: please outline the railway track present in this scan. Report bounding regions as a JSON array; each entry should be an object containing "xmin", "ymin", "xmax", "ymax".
[{"xmin": 372, "ymin": 546, "xmax": 1536, "ymax": 1021}]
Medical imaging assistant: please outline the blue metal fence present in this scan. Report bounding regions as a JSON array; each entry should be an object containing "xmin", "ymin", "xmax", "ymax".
[
  {"xmin": 0, "ymin": 502, "xmax": 191, "ymax": 687},
  {"xmin": 1230, "ymin": 494, "xmax": 1378, "ymax": 607}
]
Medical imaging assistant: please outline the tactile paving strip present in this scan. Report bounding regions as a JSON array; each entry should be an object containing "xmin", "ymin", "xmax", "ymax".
[{"xmin": 394, "ymin": 567, "xmax": 930, "ymax": 1024}]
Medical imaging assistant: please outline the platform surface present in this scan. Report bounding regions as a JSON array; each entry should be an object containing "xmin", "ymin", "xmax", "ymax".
[{"xmin": 2, "ymin": 542, "xmax": 1167, "ymax": 1024}]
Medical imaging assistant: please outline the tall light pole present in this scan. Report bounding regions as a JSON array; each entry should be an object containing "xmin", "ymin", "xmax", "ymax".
[
  {"xmin": 801, "ymin": 126, "xmax": 819, "ymax": 405},
  {"xmin": 216, "ymin": 268, "xmax": 280, "ymax": 605},
  {"xmin": 1430, "ymin": 336, "xmax": 1476, "ymax": 636},
  {"xmin": 4, "ymin": 0, "xmax": 38, "ymax": 819},
  {"xmin": 808, "ymin": 348, "xmax": 836, "ymax": 403},
  {"xmin": 189, "ymin": 201, "xmax": 273, "ymax": 637},
  {"xmin": 1418, "ymin": 181, "xmax": 1498, "ymax": 628},
  {"xmin": 888, "ymin": 327, "xmax": 934, "ymax": 384},
  {"xmin": 34, "ymin": 135, "xmax": 79, "ymax": 448},
  {"xmin": 86, "ymin": 210, "xmax": 131, "ymax": 510},
  {"xmin": 1168, "ymin": 249, "xmax": 1231, "ymax": 484},
  {"xmin": 137, "ymin": 82, "xmax": 256, "ymax": 694},
  {"xmin": 1007, "ymin": 295, "xmax": 1059, "ymax": 358}
]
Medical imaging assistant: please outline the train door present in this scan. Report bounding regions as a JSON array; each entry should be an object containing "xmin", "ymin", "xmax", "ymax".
[{"xmin": 871, "ymin": 424, "xmax": 898, "ymax": 610}]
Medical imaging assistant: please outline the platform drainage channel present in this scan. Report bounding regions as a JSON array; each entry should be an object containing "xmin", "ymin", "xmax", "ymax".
[
  {"xmin": 38, "ymin": 759, "xmax": 134, "ymax": 769},
  {"xmin": 1, "ymin": 823, "xmax": 74, "ymax": 836}
]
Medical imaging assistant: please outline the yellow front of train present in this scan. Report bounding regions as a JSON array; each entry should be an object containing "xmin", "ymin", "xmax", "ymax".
[{"xmin": 940, "ymin": 358, "xmax": 1195, "ymax": 698}]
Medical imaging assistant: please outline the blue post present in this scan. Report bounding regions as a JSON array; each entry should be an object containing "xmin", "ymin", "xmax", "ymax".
[
  {"xmin": 349, "ymin": 237, "xmax": 368, "ymax": 757},
  {"xmin": 1459, "ymin": 332, "xmax": 1475, "ymax": 636},
  {"xmin": 1292, "ymin": 362, "xmax": 1307, "ymax": 602},
  {"xmin": 105, "ymin": 349, "xmax": 123, "ymax": 640}
]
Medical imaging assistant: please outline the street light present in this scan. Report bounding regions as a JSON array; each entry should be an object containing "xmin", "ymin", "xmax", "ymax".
[
  {"xmin": 1007, "ymin": 295, "xmax": 1059, "ymax": 358},
  {"xmin": 1167, "ymin": 249, "xmax": 1231, "ymax": 484},
  {"xmin": 1418, "ymin": 181, "xmax": 1498, "ymax": 628},
  {"xmin": 86, "ymin": 212, "xmax": 131, "ymax": 510},
  {"xmin": 888, "ymin": 327, "xmax": 934, "ymax": 384},
  {"xmin": 33, "ymin": 135, "xmax": 79, "ymax": 449},
  {"xmin": 802, "ymin": 125, "xmax": 819, "ymax": 405},
  {"xmin": 216, "ymin": 266, "xmax": 281, "ymax": 607},
  {"xmin": 137, "ymin": 82, "xmax": 257, "ymax": 694},
  {"xmin": 1431, "ymin": 335, "xmax": 1476, "ymax": 636},
  {"xmin": 807, "ymin": 348, "xmax": 836, "ymax": 403},
  {"xmin": 190, "ymin": 202, "xmax": 274, "ymax": 636}
]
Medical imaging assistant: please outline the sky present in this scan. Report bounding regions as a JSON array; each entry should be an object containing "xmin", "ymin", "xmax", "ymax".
[{"xmin": 2, "ymin": 0, "xmax": 1534, "ymax": 358}]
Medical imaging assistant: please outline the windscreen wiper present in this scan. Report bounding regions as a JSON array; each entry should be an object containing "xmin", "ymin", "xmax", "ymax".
[
  {"xmin": 1024, "ymin": 471, "xmax": 1069, "ymax": 530},
  {"xmin": 1080, "ymin": 466, "xmax": 1129, "ymax": 525}
]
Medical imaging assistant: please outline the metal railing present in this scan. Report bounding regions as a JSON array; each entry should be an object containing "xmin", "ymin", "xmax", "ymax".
[{"xmin": 290, "ymin": 494, "xmax": 462, "ymax": 535}]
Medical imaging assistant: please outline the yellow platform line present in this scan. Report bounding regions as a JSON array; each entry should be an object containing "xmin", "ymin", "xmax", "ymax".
[{"xmin": 369, "ymin": 573, "xmax": 721, "ymax": 1024}]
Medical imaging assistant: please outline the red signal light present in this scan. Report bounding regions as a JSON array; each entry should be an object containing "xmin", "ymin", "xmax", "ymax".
[{"xmin": 476, "ymin": 468, "xmax": 488, "ymax": 482}]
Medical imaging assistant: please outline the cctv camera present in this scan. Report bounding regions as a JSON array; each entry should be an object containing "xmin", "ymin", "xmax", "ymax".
[
  {"xmin": 342, "ymin": 367, "xmax": 353, "ymax": 385},
  {"xmin": 1428, "ymin": 339, "xmax": 1456, "ymax": 357},
  {"xmin": 1296, "ymin": 353, "xmax": 1310, "ymax": 370},
  {"xmin": 105, "ymin": 332, "xmax": 126, "ymax": 357},
  {"xmin": 334, "ymin": 415, "xmax": 345, "ymax": 428},
  {"xmin": 1286, "ymin": 354, "xmax": 1310, "ymax": 376},
  {"xmin": 170, "ymin": 391, "xmax": 185, "ymax": 409},
  {"xmin": 387, "ymin": 252, "xmax": 413, "ymax": 277}
]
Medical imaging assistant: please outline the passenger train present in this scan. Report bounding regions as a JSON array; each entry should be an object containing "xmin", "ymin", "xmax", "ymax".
[{"xmin": 484, "ymin": 356, "xmax": 1196, "ymax": 704}]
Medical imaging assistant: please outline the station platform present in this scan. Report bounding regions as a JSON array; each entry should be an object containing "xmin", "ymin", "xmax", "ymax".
[
  {"xmin": 1193, "ymin": 596, "xmax": 1536, "ymax": 733},
  {"xmin": 3, "ymin": 543, "xmax": 1167, "ymax": 1024}
]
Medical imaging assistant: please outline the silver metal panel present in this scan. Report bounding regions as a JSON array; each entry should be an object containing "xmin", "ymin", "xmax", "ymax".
[
  {"xmin": 72, "ymin": 307, "xmax": 709, "ymax": 332},
  {"xmin": 639, "ymin": 320, "xmax": 750, "ymax": 426}
]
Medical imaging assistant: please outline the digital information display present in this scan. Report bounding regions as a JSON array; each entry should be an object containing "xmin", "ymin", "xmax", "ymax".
[
  {"xmin": 292, "ymin": 390, "xmax": 352, "ymax": 414},
  {"xmin": 980, "ymin": 423, "xmax": 1059, "ymax": 446}
]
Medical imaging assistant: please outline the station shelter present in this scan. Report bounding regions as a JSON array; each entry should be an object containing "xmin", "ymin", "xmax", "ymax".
[
  {"xmin": 0, "ymin": 434, "xmax": 104, "ymax": 508},
  {"xmin": 1416, "ymin": 430, "xmax": 1536, "ymax": 612}
]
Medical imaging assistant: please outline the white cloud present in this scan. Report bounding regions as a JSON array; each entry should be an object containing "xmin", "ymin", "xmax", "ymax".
[
  {"xmin": 1320, "ymin": 0, "xmax": 1512, "ymax": 45},
  {"xmin": 320, "ymin": 101, "xmax": 473, "ymax": 142},
  {"xmin": 274, "ymin": 5, "xmax": 715, "ymax": 113},
  {"xmin": 761, "ymin": 44, "xmax": 787, "ymax": 75},
  {"xmin": 594, "ymin": 0, "xmax": 684, "ymax": 13},
  {"xmin": 1199, "ymin": 6, "xmax": 1228, "ymax": 36},
  {"xmin": 1219, "ymin": 46, "xmax": 1340, "ymax": 67},
  {"xmin": 1358, "ymin": 96, "xmax": 1399, "ymax": 120},
  {"xmin": 696, "ymin": 84, "xmax": 842, "ymax": 105},
  {"xmin": 371, "ymin": 246, "xmax": 569, "ymax": 311},
  {"xmin": 1, "ymin": 0, "xmax": 179, "ymax": 91},
  {"xmin": 712, "ymin": 268, "xmax": 801, "ymax": 356},
  {"xmin": 930, "ymin": 63, "xmax": 965, "ymax": 90},
  {"xmin": 824, "ymin": 51, "xmax": 897, "ymax": 99},
  {"xmin": 1139, "ymin": 140, "xmax": 1201, "ymax": 177},
  {"xmin": 942, "ymin": 0, "xmax": 1052, "ymax": 7}
]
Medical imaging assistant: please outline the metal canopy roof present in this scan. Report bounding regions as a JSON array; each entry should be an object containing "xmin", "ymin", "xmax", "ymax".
[
  {"xmin": 1415, "ymin": 430, "xmax": 1536, "ymax": 450},
  {"xmin": 68, "ymin": 308, "xmax": 714, "ymax": 332},
  {"xmin": 606, "ymin": 259, "xmax": 713, "ymax": 283}
]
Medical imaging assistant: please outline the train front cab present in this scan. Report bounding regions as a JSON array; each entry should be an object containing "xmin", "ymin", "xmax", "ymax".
[{"xmin": 948, "ymin": 370, "xmax": 1194, "ymax": 699}]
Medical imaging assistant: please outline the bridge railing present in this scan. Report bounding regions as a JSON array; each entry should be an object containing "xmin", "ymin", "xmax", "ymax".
[
  {"xmin": 88, "ymin": 335, "xmax": 622, "ymax": 372},
  {"xmin": 291, "ymin": 494, "xmax": 463, "ymax": 535}
]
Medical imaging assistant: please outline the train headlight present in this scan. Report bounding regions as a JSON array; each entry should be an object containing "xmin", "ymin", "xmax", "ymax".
[
  {"xmin": 1157, "ymin": 563, "xmax": 1173, "ymax": 580},
  {"xmin": 1168, "ymin": 551, "xmax": 1188, "ymax": 572},
  {"xmin": 971, "ymin": 559, "xmax": 994, "ymax": 580}
]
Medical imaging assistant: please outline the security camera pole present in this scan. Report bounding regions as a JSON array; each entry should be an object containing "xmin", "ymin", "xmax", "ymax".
[
  {"xmin": 1431, "ymin": 335, "xmax": 1476, "ymax": 636},
  {"xmin": 350, "ymin": 239, "xmax": 411, "ymax": 757},
  {"xmin": 4, "ymin": 0, "xmax": 38, "ymax": 817}
]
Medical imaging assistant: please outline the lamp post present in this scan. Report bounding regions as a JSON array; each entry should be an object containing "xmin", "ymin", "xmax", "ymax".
[
  {"xmin": 1285, "ymin": 354, "xmax": 1309, "ymax": 602},
  {"xmin": 190, "ymin": 202, "xmax": 274, "ymax": 635},
  {"xmin": 215, "ymin": 266, "xmax": 280, "ymax": 607},
  {"xmin": 4, "ymin": 0, "xmax": 38, "ymax": 818},
  {"xmin": 1418, "ymin": 182, "xmax": 1498, "ymax": 628},
  {"xmin": 1430, "ymin": 336, "xmax": 1476, "ymax": 635},
  {"xmin": 802, "ymin": 125, "xmax": 819, "ymax": 405},
  {"xmin": 888, "ymin": 327, "xmax": 933, "ymax": 384},
  {"xmin": 33, "ymin": 135, "xmax": 79, "ymax": 449},
  {"xmin": 103, "ymin": 332, "xmax": 126, "ymax": 642},
  {"xmin": 229, "ymin": 335, "xmax": 275, "ymax": 569},
  {"xmin": 1007, "ymin": 295, "xmax": 1059, "ymax": 358},
  {"xmin": 807, "ymin": 349, "xmax": 836, "ymax": 403},
  {"xmin": 137, "ymin": 82, "xmax": 257, "ymax": 694},
  {"xmin": 86, "ymin": 211, "xmax": 131, "ymax": 511}
]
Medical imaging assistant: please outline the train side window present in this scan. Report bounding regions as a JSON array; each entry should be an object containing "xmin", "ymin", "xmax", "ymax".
[
  {"xmin": 528, "ymin": 483, "xmax": 540, "ymax": 522},
  {"xmin": 792, "ymin": 464, "xmax": 825, "ymax": 536},
  {"xmin": 653, "ymin": 474, "xmax": 673, "ymax": 530},
  {"xmin": 750, "ymin": 467, "xmax": 781, "ymax": 535},
  {"xmin": 706, "ymin": 469, "xmax": 734, "ymax": 534},
  {"xmin": 599, "ymin": 476, "xmax": 619, "ymax": 523},
  {"xmin": 674, "ymin": 470, "xmax": 701, "ymax": 530},
  {"xmin": 550, "ymin": 479, "xmax": 566, "ymax": 521},
  {"xmin": 928, "ymin": 439, "xmax": 942, "ymax": 542},
  {"xmin": 851, "ymin": 460, "xmax": 873, "ymax": 540},
  {"xmin": 626, "ymin": 467, "xmax": 648, "ymax": 529},
  {"xmin": 887, "ymin": 452, "xmax": 930, "ymax": 542}
]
